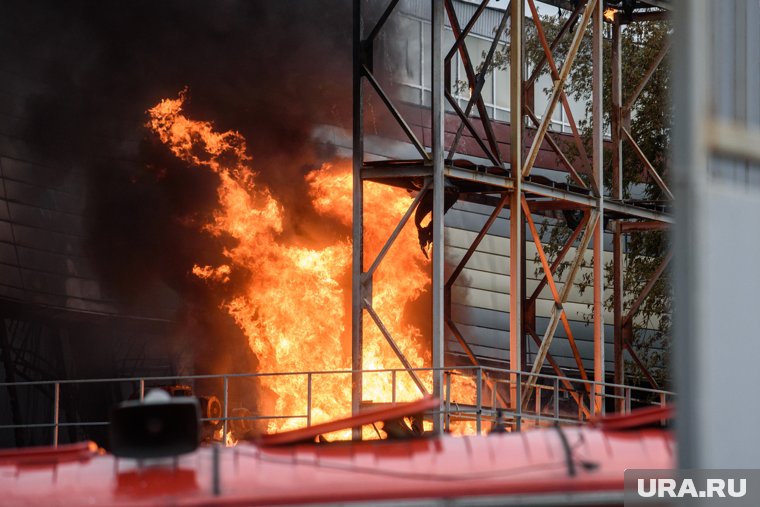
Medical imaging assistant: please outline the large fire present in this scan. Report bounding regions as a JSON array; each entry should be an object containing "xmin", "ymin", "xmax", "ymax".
[{"xmin": 147, "ymin": 90, "xmax": 475, "ymax": 438}]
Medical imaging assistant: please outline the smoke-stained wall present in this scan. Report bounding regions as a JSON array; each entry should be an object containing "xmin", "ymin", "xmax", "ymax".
[{"xmin": 0, "ymin": 0, "xmax": 357, "ymax": 375}]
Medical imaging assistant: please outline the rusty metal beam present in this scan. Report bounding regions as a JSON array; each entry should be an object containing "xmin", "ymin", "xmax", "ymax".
[
  {"xmin": 527, "ymin": 211, "xmax": 590, "ymax": 303},
  {"xmin": 527, "ymin": 329, "xmax": 591, "ymax": 419},
  {"xmin": 626, "ymin": 10, "xmax": 670, "ymax": 24},
  {"xmin": 591, "ymin": 0, "xmax": 605, "ymax": 415},
  {"xmin": 525, "ymin": 106, "xmax": 586, "ymax": 188},
  {"xmin": 623, "ymin": 38, "xmax": 671, "ymax": 115},
  {"xmin": 508, "ymin": 0, "xmax": 523, "ymax": 412},
  {"xmin": 527, "ymin": 200, "xmax": 589, "ymax": 212},
  {"xmin": 624, "ymin": 340, "xmax": 660, "ymax": 390},
  {"xmin": 364, "ymin": 299, "xmax": 428, "ymax": 396},
  {"xmin": 445, "ymin": 90, "xmax": 500, "ymax": 165},
  {"xmin": 611, "ymin": 19, "xmax": 625, "ymax": 412},
  {"xmin": 446, "ymin": 318, "xmax": 508, "ymax": 408},
  {"xmin": 613, "ymin": 222, "xmax": 625, "ymax": 411},
  {"xmin": 527, "ymin": 0, "xmax": 593, "ymax": 185},
  {"xmin": 522, "ymin": 0, "xmax": 598, "ymax": 179},
  {"xmin": 446, "ymin": 192, "xmax": 509, "ymax": 288},
  {"xmin": 444, "ymin": 0, "xmax": 490, "ymax": 63},
  {"xmin": 445, "ymin": 0, "xmax": 504, "ymax": 165},
  {"xmin": 522, "ymin": 200, "xmax": 598, "ymax": 401},
  {"xmin": 620, "ymin": 220, "xmax": 670, "ymax": 232},
  {"xmin": 522, "ymin": 200, "xmax": 592, "ymax": 385},
  {"xmin": 526, "ymin": 1, "xmax": 584, "ymax": 89},
  {"xmin": 623, "ymin": 251, "xmax": 672, "ymax": 328},
  {"xmin": 622, "ymin": 126, "xmax": 674, "ymax": 200}
]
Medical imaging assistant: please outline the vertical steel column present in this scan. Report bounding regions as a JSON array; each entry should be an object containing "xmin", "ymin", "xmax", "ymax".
[
  {"xmin": 351, "ymin": 0, "xmax": 364, "ymax": 440},
  {"xmin": 610, "ymin": 17, "xmax": 625, "ymax": 412},
  {"xmin": 475, "ymin": 367, "xmax": 482, "ymax": 435},
  {"xmin": 520, "ymin": 207, "xmax": 528, "ymax": 373},
  {"xmin": 306, "ymin": 373, "xmax": 312, "ymax": 427},
  {"xmin": 591, "ymin": 0, "xmax": 605, "ymax": 415},
  {"xmin": 222, "ymin": 376, "xmax": 229, "ymax": 444},
  {"xmin": 431, "ymin": 0, "xmax": 445, "ymax": 433},
  {"xmin": 508, "ymin": 0, "xmax": 523, "ymax": 411},
  {"xmin": 391, "ymin": 370, "xmax": 397, "ymax": 403},
  {"xmin": 445, "ymin": 372, "xmax": 451, "ymax": 431}
]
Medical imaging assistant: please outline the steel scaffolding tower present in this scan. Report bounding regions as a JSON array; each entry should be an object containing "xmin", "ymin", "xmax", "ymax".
[{"xmin": 352, "ymin": 0, "xmax": 672, "ymax": 433}]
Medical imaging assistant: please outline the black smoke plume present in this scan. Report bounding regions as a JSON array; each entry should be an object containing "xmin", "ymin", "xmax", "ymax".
[{"xmin": 3, "ymin": 0, "xmax": 354, "ymax": 376}]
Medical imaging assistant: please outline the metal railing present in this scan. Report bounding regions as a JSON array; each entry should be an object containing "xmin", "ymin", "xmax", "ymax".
[{"xmin": 0, "ymin": 366, "xmax": 674, "ymax": 447}]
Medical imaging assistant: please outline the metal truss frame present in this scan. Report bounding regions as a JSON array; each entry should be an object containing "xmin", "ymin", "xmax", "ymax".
[{"xmin": 352, "ymin": 0, "xmax": 672, "ymax": 435}]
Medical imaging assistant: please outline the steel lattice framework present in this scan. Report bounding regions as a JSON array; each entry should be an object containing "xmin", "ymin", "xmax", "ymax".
[{"xmin": 351, "ymin": 0, "xmax": 671, "ymax": 433}]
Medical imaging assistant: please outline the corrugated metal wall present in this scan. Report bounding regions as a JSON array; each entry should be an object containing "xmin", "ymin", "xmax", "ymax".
[
  {"xmin": 0, "ymin": 9, "xmax": 184, "ymax": 448},
  {"xmin": 0, "ymin": 13, "xmax": 176, "ymax": 321},
  {"xmin": 445, "ymin": 202, "xmax": 621, "ymax": 374}
]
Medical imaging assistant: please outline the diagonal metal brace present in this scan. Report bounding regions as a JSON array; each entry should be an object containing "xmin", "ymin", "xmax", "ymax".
[
  {"xmin": 522, "ymin": 0, "xmax": 598, "ymax": 179},
  {"xmin": 363, "ymin": 180, "xmax": 430, "ymax": 284},
  {"xmin": 522, "ymin": 208, "xmax": 599, "ymax": 404},
  {"xmin": 363, "ymin": 298, "xmax": 429, "ymax": 396},
  {"xmin": 362, "ymin": 65, "xmax": 430, "ymax": 161}
]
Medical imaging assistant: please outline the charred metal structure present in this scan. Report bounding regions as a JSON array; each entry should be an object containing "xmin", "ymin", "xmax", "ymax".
[{"xmin": 351, "ymin": 0, "xmax": 672, "ymax": 431}]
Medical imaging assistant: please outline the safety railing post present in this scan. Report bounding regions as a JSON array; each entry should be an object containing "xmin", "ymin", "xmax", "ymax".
[
  {"xmin": 590, "ymin": 380, "xmax": 596, "ymax": 418},
  {"xmin": 535, "ymin": 385, "xmax": 541, "ymax": 422},
  {"xmin": 444, "ymin": 370, "xmax": 451, "ymax": 432},
  {"xmin": 516, "ymin": 371, "xmax": 522, "ymax": 431},
  {"xmin": 625, "ymin": 386, "xmax": 631, "ymax": 413},
  {"xmin": 53, "ymin": 382, "xmax": 60, "ymax": 447},
  {"xmin": 391, "ymin": 370, "xmax": 397, "ymax": 404},
  {"xmin": 222, "ymin": 376, "xmax": 229, "ymax": 445},
  {"xmin": 553, "ymin": 377, "xmax": 560, "ymax": 422},
  {"xmin": 476, "ymin": 368, "xmax": 482, "ymax": 435},
  {"xmin": 491, "ymin": 375, "xmax": 496, "ymax": 411},
  {"xmin": 307, "ymin": 373, "xmax": 312, "ymax": 427},
  {"xmin": 139, "ymin": 379, "xmax": 145, "ymax": 401}
]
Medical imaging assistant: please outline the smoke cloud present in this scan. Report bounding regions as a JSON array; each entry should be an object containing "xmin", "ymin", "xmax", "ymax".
[{"xmin": 4, "ymin": 0, "xmax": 354, "ymax": 375}]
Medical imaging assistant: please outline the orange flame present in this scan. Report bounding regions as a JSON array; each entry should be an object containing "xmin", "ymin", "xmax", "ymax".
[{"xmin": 148, "ymin": 90, "xmax": 475, "ymax": 438}]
